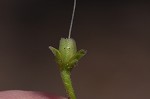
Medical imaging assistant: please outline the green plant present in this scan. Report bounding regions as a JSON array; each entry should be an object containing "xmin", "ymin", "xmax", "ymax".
[{"xmin": 49, "ymin": 0, "xmax": 86, "ymax": 99}]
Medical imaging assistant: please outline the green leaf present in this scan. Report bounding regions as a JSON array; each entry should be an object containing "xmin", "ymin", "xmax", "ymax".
[
  {"xmin": 71, "ymin": 49, "xmax": 86, "ymax": 61},
  {"xmin": 67, "ymin": 49, "xmax": 86, "ymax": 69},
  {"xmin": 49, "ymin": 46, "xmax": 62, "ymax": 65}
]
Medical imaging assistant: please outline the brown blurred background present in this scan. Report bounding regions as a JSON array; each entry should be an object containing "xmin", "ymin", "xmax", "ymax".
[{"xmin": 0, "ymin": 0, "xmax": 150, "ymax": 99}]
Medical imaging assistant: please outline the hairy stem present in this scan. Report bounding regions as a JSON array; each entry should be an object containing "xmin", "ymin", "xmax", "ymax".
[{"xmin": 60, "ymin": 70, "xmax": 76, "ymax": 99}]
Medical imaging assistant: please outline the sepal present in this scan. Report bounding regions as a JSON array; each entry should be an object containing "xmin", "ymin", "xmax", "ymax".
[{"xmin": 49, "ymin": 46, "xmax": 62, "ymax": 66}]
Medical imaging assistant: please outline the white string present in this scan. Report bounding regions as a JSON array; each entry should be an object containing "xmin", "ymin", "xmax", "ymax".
[{"xmin": 68, "ymin": 0, "xmax": 76, "ymax": 38}]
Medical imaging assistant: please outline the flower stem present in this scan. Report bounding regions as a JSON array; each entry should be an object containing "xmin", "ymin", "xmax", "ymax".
[{"xmin": 60, "ymin": 70, "xmax": 76, "ymax": 99}]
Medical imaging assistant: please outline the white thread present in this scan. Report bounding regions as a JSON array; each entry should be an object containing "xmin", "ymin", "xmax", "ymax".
[{"xmin": 68, "ymin": 0, "xmax": 76, "ymax": 38}]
